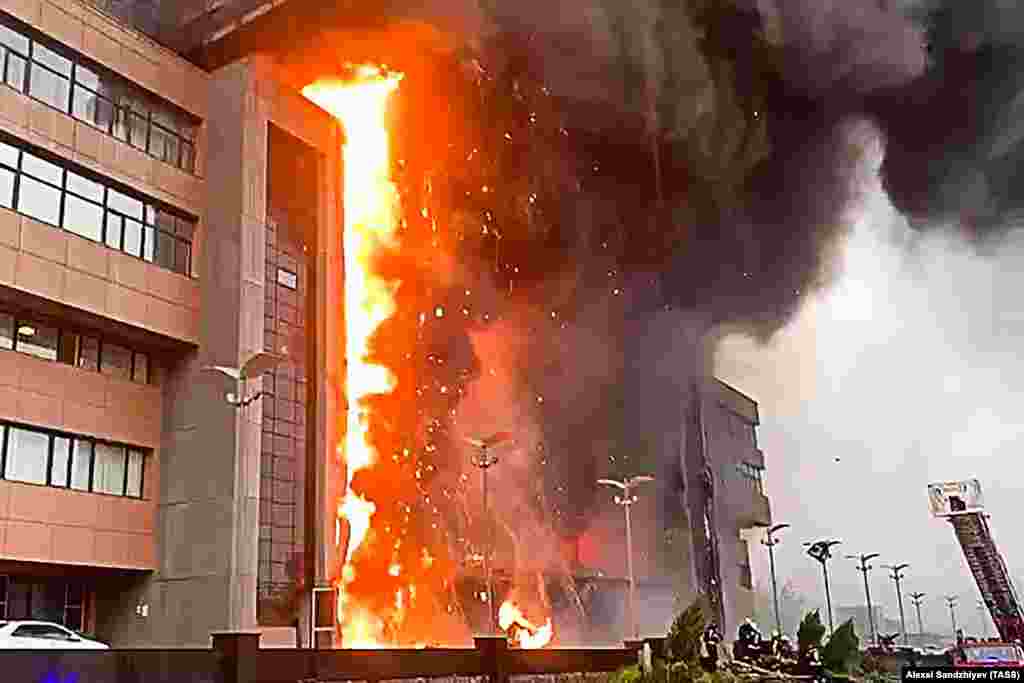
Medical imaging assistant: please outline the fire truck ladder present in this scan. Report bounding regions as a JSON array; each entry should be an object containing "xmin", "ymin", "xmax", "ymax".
[{"xmin": 948, "ymin": 511, "xmax": 1024, "ymax": 643}]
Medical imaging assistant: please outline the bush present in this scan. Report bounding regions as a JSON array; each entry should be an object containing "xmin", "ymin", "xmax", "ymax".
[
  {"xmin": 797, "ymin": 610, "xmax": 826, "ymax": 656},
  {"xmin": 821, "ymin": 619, "xmax": 860, "ymax": 673},
  {"xmin": 610, "ymin": 664, "xmax": 644, "ymax": 683},
  {"xmin": 665, "ymin": 598, "xmax": 709, "ymax": 665}
]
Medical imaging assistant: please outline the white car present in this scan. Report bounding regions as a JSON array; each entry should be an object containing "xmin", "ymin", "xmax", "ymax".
[{"xmin": 0, "ymin": 621, "xmax": 108, "ymax": 649}]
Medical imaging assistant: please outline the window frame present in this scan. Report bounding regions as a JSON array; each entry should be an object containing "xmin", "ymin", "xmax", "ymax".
[
  {"xmin": 0, "ymin": 310, "xmax": 152, "ymax": 385},
  {"xmin": 0, "ymin": 13, "xmax": 198, "ymax": 174},
  {"xmin": 0, "ymin": 136, "xmax": 196, "ymax": 277},
  {"xmin": 0, "ymin": 422, "xmax": 146, "ymax": 499}
]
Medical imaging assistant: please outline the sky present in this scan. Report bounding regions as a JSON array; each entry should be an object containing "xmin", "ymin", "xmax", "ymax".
[{"xmin": 716, "ymin": 129, "xmax": 1024, "ymax": 637}]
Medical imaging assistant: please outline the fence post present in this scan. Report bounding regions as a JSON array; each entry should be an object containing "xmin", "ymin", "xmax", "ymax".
[
  {"xmin": 213, "ymin": 631, "xmax": 261, "ymax": 683},
  {"xmin": 624, "ymin": 639, "xmax": 645, "ymax": 672},
  {"xmin": 475, "ymin": 635, "xmax": 509, "ymax": 683}
]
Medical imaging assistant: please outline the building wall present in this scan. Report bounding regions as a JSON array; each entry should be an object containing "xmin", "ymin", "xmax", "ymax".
[
  {"xmin": 134, "ymin": 55, "xmax": 342, "ymax": 649},
  {"xmin": 0, "ymin": 0, "xmax": 343, "ymax": 648}
]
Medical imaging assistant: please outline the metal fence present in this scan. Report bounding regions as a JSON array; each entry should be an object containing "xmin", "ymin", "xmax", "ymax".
[{"xmin": 0, "ymin": 634, "xmax": 643, "ymax": 683}]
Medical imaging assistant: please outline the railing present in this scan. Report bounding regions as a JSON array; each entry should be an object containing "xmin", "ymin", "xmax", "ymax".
[{"xmin": 0, "ymin": 633, "xmax": 646, "ymax": 683}]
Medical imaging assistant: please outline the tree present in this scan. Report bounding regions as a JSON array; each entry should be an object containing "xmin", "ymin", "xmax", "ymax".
[
  {"xmin": 821, "ymin": 619, "xmax": 860, "ymax": 673},
  {"xmin": 797, "ymin": 610, "xmax": 826, "ymax": 657}
]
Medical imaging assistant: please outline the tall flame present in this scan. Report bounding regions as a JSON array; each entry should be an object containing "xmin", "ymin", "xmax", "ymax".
[{"xmin": 303, "ymin": 66, "xmax": 403, "ymax": 647}]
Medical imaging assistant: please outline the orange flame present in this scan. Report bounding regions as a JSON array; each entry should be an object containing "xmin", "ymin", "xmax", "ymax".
[
  {"xmin": 303, "ymin": 66, "xmax": 403, "ymax": 648},
  {"xmin": 498, "ymin": 600, "xmax": 554, "ymax": 649}
]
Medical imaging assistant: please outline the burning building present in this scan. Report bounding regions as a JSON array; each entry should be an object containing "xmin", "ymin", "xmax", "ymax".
[{"xmin": 0, "ymin": 0, "xmax": 783, "ymax": 648}]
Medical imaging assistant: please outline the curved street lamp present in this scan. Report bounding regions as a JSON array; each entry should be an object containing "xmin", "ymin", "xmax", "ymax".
[
  {"xmin": 805, "ymin": 539, "xmax": 841, "ymax": 633},
  {"xmin": 847, "ymin": 552, "xmax": 881, "ymax": 645},
  {"xmin": 598, "ymin": 475, "xmax": 655, "ymax": 640},
  {"xmin": 760, "ymin": 523, "xmax": 790, "ymax": 635},
  {"xmin": 465, "ymin": 432, "xmax": 515, "ymax": 634},
  {"xmin": 882, "ymin": 563, "xmax": 910, "ymax": 645}
]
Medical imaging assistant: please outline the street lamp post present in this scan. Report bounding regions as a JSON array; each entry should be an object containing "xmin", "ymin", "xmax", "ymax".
[
  {"xmin": 805, "ymin": 540, "xmax": 841, "ymax": 634},
  {"xmin": 466, "ymin": 432, "xmax": 514, "ymax": 635},
  {"xmin": 883, "ymin": 564, "xmax": 910, "ymax": 645},
  {"xmin": 762, "ymin": 524, "xmax": 790, "ymax": 636},
  {"xmin": 848, "ymin": 553, "xmax": 881, "ymax": 646},
  {"xmin": 599, "ymin": 475, "xmax": 655, "ymax": 640},
  {"xmin": 945, "ymin": 595, "xmax": 959, "ymax": 641},
  {"xmin": 978, "ymin": 600, "xmax": 989, "ymax": 639},
  {"xmin": 910, "ymin": 592, "xmax": 926, "ymax": 640}
]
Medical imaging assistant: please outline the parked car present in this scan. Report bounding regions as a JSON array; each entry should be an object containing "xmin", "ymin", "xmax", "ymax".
[{"xmin": 0, "ymin": 621, "xmax": 108, "ymax": 649}]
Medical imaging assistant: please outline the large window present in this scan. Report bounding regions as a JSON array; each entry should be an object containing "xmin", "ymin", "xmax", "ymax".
[
  {"xmin": 0, "ymin": 139, "xmax": 195, "ymax": 276},
  {"xmin": 0, "ymin": 421, "xmax": 146, "ymax": 498},
  {"xmin": 0, "ymin": 576, "xmax": 89, "ymax": 632},
  {"xmin": 0, "ymin": 15, "xmax": 197, "ymax": 173},
  {"xmin": 737, "ymin": 461, "xmax": 765, "ymax": 495},
  {"xmin": 0, "ymin": 311, "xmax": 151, "ymax": 384}
]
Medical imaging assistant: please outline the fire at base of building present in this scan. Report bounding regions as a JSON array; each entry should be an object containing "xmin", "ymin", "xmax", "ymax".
[{"xmin": 0, "ymin": 0, "xmax": 771, "ymax": 648}]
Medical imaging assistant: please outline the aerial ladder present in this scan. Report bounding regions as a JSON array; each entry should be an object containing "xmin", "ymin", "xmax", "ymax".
[{"xmin": 929, "ymin": 480, "xmax": 1024, "ymax": 645}]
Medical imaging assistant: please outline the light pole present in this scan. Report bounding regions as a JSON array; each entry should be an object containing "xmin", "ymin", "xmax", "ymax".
[
  {"xmin": 883, "ymin": 563, "xmax": 910, "ymax": 645},
  {"xmin": 761, "ymin": 523, "xmax": 790, "ymax": 635},
  {"xmin": 977, "ymin": 600, "xmax": 989, "ymax": 639},
  {"xmin": 805, "ymin": 540, "xmax": 841, "ymax": 634},
  {"xmin": 599, "ymin": 475, "xmax": 655, "ymax": 640},
  {"xmin": 466, "ymin": 432, "xmax": 513, "ymax": 635},
  {"xmin": 848, "ymin": 553, "xmax": 881, "ymax": 645},
  {"xmin": 910, "ymin": 592, "xmax": 926, "ymax": 640},
  {"xmin": 945, "ymin": 595, "xmax": 959, "ymax": 641}
]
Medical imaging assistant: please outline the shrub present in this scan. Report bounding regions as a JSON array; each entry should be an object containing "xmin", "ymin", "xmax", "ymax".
[
  {"xmin": 821, "ymin": 619, "xmax": 860, "ymax": 673},
  {"xmin": 666, "ymin": 598, "xmax": 709, "ymax": 665},
  {"xmin": 797, "ymin": 610, "xmax": 826, "ymax": 656}
]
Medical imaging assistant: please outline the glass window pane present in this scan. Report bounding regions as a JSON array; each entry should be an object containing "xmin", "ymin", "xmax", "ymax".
[
  {"xmin": 15, "ymin": 320, "xmax": 58, "ymax": 360},
  {"xmin": 0, "ymin": 168, "xmax": 13, "ymax": 208},
  {"xmin": 0, "ymin": 142, "xmax": 19, "ymax": 168},
  {"xmin": 31, "ymin": 44, "xmax": 71, "ymax": 78},
  {"xmin": 28, "ymin": 66, "xmax": 70, "ymax": 111},
  {"xmin": 51, "ymin": 437, "xmax": 70, "ymax": 487},
  {"xmin": 174, "ymin": 239, "xmax": 189, "ymax": 275},
  {"xmin": 17, "ymin": 176, "xmax": 61, "ymax": 225},
  {"xmin": 78, "ymin": 335, "xmax": 99, "ymax": 371},
  {"xmin": 142, "ymin": 226, "xmax": 155, "ymax": 262},
  {"xmin": 70, "ymin": 440, "xmax": 92, "ymax": 491},
  {"xmin": 129, "ymin": 112, "xmax": 147, "ymax": 150},
  {"xmin": 107, "ymin": 190, "xmax": 143, "ymax": 220},
  {"xmin": 93, "ymin": 443, "xmax": 125, "ymax": 495},
  {"xmin": 123, "ymin": 219, "xmax": 142, "ymax": 257},
  {"xmin": 74, "ymin": 63, "xmax": 100, "ymax": 91},
  {"xmin": 131, "ymin": 352, "xmax": 148, "ymax": 384},
  {"xmin": 155, "ymin": 230, "xmax": 175, "ymax": 270},
  {"xmin": 63, "ymin": 195, "xmax": 103, "ymax": 242},
  {"xmin": 112, "ymin": 108, "xmax": 128, "ymax": 142},
  {"xmin": 100, "ymin": 342, "xmax": 131, "ymax": 380},
  {"xmin": 66, "ymin": 172, "xmax": 103, "ymax": 202},
  {"xmin": 5, "ymin": 427, "xmax": 49, "ymax": 485},
  {"xmin": 104, "ymin": 213, "xmax": 122, "ymax": 250},
  {"xmin": 57, "ymin": 330, "xmax": 78, "ymax": 365},
  {"xmin": 177, "ymin": 218, "xmax": 196, "ymax": 242},
  {"xmin": 126, "ymin": 450, "xmax": 143, "ymax": 497},
  {"xmin": 21, "ymin": 153, "xmax": 62, "ymax": 186},
  {"xmin": 0, "ymin": 26, "xmax": 30, "ymax": 55},
  {"xmin": 0, "ymin": 312, "xmax": 12, "ymax": 350},
  {"xmin": 150, "ymin": 125, "xmax": 179, "ymax": 165},
  {"xmin": 5, "ymin": 52, "xmax": 26, "ymax": 91},
  {"xmin": 180, "ymin": 142, "xmax": 195, "ymax": 173}
]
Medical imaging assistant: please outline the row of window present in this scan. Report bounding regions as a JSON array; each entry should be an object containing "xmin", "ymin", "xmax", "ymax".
[
  {"xmin": 737, "ymin": 462, "xmax": 765, "ymax": 495},
  {"xmin": 0, "ymin": 311, "xmax": 151, "ymax": 384},
  {"xmin": 0, "ymin": 576, "xmax": 87, "ymax": 633},
  {"xmin": 0, "ymin": 138, "xmax": 195, "ymax": 275},
  {"xmin": 0, "ymin": 422, "xmax": 146, "ymax": 498},
  {"xmin": 0, "ymin": 16, "xmax": 197, "ymax": 172}
]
